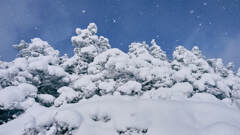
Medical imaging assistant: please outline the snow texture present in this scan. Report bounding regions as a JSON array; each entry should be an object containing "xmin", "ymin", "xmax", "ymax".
[{"xmin": 1, "ymin": 96, "xmax": 240, "ymax": 135}]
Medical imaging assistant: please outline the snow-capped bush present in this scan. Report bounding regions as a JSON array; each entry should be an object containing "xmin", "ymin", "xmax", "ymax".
[
  {"xmin": 0, "ymin": 84, "xmax": 37, "ymax": 124},
  {"xmin": 72, "ymin": 75, "xmax": 97, "ymax": 98},
  {"xmin": 54, "ymin": 86, "xmax": 82, "ymax": 107},
  {"xmin": 0, "ymin": 83, "xmax": 37, "ymax": 110},
  {"xmin": 97, "ymin": 79, "xmax": 116, "ymax": 95},
  {"xmin": 71, "ymin": 23, "xmax": 110, "ymax": 63},
  {"xmin": 36, "ymin": 94, "xmax": 56, "ymax": 107},
  {"xmin": 22, "ymin": 110, "xmax": 83, "ymax": 135},
  {"xmin": 117, "ymin": 81, "xmax": 142, "ymax": 95},
  {"xmin": 54, "ymin": 110, "xmax": 83, "ymax": 128},
  {"xmin": 13, "ymin": 38, "xmax": 59, "ymax": 58}
]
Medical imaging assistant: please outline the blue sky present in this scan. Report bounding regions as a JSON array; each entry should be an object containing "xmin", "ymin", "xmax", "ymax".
[{"xmin": 0, "ymin": 0, "xmax": 240, "ymax": 69}]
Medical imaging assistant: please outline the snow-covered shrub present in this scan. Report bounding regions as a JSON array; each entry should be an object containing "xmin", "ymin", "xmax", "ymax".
[
  {"xmin": 54, "ymin": 87, "xmax": 82, "ymax": 107},
  {"xmin": 0, "ymin": 83, "xmax": 37, "ymax": 110},
  {"xmin": 13, "ymin": 38, "xmax": 59, "ymax": 58},
  {"xmin": 117, "ymin": 81, "xmax": 142, "ymax": 95},
  {"xmin": 61, "ymin": 54, "xmax": 88, "ymax": 75},
  {"xmin": 27, "ymin": 55, "xmax": 70, "ymax": 97},
  {"xmin": 0, "ymin": 83, "xmax": 37, "ymax": 124},
  {"xmin": 237, "ymin": 68, "xmax": 240, "ymax": 77},
  {"xmin": 0, "ymin": 109, "xmax": 24, "ymax": 125},
  {"xmin": 88, "ymin": 48, "xmax": 134, "ymax": 84},
  {"xmin": 12, "ymin": 38, "xmax": 71, "ymax": 98},
  {"xmin": 71, "ymin": 23, "xmax": 110, "ymax": 63},
  {"xmin": 149, "ymin": 39, "xmax": 167, "ymax": 61},
  {"xmin": 36, "ymin": 94, "xmax": 56, "ymax": 107},
  {"xmin": 142, "ymin": 82, "xmax": 193, "ymax": 100},
  {"xmin": 90, "ymin": 112, "xmax": 111, "ymax": 123},
  {"xmin": 54, "ymin": 110, "xmax": 83, "ymax": 130},
  {"xmin": 22, "ymin": 110, "xmax": 83, "ymax": 135},
  {"xmin": 117, "ymin": 127, "xmax": 148, "ymax": 135},
  {"xmin": 72, "ymin": 75, "xmax": 97, "ymax": 98},
  {"xmin": 97, "ymin": 79, "xmax": 116, "ymax": 95},
  {"xmin": 207, "ymin": 58, "xmax": 229, "ymax": 78}
]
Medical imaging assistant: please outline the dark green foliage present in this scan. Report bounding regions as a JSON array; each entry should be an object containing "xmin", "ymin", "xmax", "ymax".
[
  {"xmin": 30, "ymin": 71, "xmax": 68, "ymax": 97},
  {"xmin": 117, "ymin": 127, "xmax": 148, "ymax": 135},
  {"xmin": 0, "ymin": 77, "xmax": 13, "ymax": 89},
  {"xmin": 0, "ymin": 109, "xmax": 24, "ymax": 125}
]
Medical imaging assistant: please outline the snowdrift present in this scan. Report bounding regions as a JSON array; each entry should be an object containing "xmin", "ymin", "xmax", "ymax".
[{"xmin": 0, "ymin": 96, "xmax": 240, "ymax": 135}]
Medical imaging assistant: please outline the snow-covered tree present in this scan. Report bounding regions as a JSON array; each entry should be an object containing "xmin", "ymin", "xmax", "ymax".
[
  {"xmin": 13, "ymin": 38, "xmax": 59, "ymax": 58},
  {"xmin": 171, "ymin": 46, "xmax": 235, "ymax": 99},
  {"xmin": 12, "ymin": 38, "xmax": 70, "ymax": 98},
  {"xmin": 191, "ymin": 46, "xmax": 203, "ymax": 58},
  {"xmin": 128, "ymin": 41, "xmax": 149, "ymax": 58},
  {"xmin": 227, "ymin": 62, "xmax": 234, "ymax": 70},
  {"xmin": 237, "ymin": 68, "xmax": 240, "ymax": 77},
  {"xmin": 207, "ymin": 58, "xmax": 229, "ymax": 78},
  {"xmin": 71, "ymin": 23, "xmax": 110, "ymax": 63},
  {"xmin": 63, "ymin": 23, "xmax": 111, "ymax": 75},
  {"xmin": 61, "ymin": 54, "xmax": 88, "ymax": 75},
  {"xmin": 149, "ymin": 39, "xmax": 167, "ymax": 61}
]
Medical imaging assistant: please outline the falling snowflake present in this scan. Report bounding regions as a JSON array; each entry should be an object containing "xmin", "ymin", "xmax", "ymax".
[
  {"xmin": 189, "ymin": 10, "xmax": 195, "ymax": 14},
  {"xmin": 203, "ymin": 2, "xmax": 208, "ymax": 6},
  {"xmin": 82, "ymin": 10, "xmax": 86, "ymax": 14},
  {"xmin": 113, "ymin": 19, "xmax": 117, "ymax": 23}
]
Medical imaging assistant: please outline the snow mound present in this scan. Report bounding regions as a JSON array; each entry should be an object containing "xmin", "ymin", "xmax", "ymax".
[
  {"xmin": 54, "ymin": 110, "xmax": 83, "ymax": 129},
  {"xmin": 1, "ymin": 96, "xmax": 240, "ymax": 135}
]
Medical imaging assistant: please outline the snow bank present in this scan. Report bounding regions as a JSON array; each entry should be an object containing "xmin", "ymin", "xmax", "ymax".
[
  {"xmin": 54, "ymin": 110, "xmax": 83, "ymax": 129},
  {"xmin": 1, "ymin": 96, "xmax": 240, "ymax": 135}
]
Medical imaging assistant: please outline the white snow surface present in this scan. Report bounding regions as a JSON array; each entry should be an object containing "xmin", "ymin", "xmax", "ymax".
[
  {"xmin": 1, "ymin": 95, "xmax": 240, "ymax": 135},
  {"xmin": 117, "ymin": 81, "xmax": 142, "ymax": 94},
  {"xmin": 54, "ymin": 86, "xmax": 81, "ymax": 106},
  {"xmin": 0, "ymin": 83, "xmax": 37, "ymax": 109}
]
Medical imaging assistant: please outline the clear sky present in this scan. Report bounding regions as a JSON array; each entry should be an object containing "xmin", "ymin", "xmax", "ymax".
[{"xmin": 0, "ymin": 0, "xmax": 240, "ymax": 69}]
